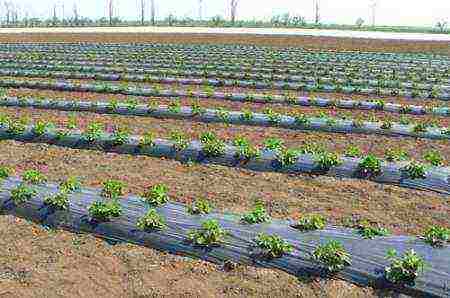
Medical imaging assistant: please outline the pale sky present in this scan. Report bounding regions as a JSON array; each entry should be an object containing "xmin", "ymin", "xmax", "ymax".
[{"xmin": 8, "ymin": 0, "xmax": 450, "ymax": 27}]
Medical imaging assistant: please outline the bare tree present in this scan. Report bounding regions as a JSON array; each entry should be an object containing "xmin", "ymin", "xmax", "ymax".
[
  {"xmin": 4, "ymin": 1, "xmax": 12, "ymax": 25},
  {"xmin": 230, "ymin": 0, "xmax": 238, "ymax": 24},
  {"xmin": 73, "ymin": 3, "xmax": 79, "ymax": 25},
  {"xmin": 370, "ymin": 0, "xmax": 378, "ymax": 27},
  {"xmin": 150, "ymin": 0, "xmax": 156, "ymax": 25},
  {"xmin": 198, "ymin": 0, "xmax": 202, "ymax": 21},
  {"xmin": 108, "ymin": 0, "xmax": 113, "ymax": 26},
  {"xmin": 313, "ymin": 0, "xmax": 320, "ymax": 24},
  {"xmin": 140, "ymin": 0, "xmax": 145, "ymax": 25}
]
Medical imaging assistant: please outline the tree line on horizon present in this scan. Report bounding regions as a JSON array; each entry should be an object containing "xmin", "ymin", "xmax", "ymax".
[{"xmin": 0, "ymin": 0, "xmax": 448, "ymax": 33}]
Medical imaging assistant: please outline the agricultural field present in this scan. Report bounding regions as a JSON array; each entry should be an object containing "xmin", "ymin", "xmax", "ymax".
[{"xmin": 0, "ymin": 35, "xmax": 448, "ymax": 297}]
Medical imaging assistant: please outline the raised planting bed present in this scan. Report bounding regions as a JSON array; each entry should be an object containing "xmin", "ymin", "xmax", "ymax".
[
  {"xmin": 0, "ymin": 175, "xmax": 449, "ymax": 297},
  {"xmin": 1, "ymin": 96, "xmax": 449, "ymax": 141},
  {"xmin": 0, "ymin": 68, "xmax": 448, "ymax": 100},
  {"xmin": 0, "ymin": 123, "xmax": 448, "ymax": 194}
]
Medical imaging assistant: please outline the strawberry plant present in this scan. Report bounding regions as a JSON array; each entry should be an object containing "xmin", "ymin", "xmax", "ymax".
[
  {"xmin": 101, "ymin": 179, "xmax": 125, "ymax": 199},
  {"xmin": 293, "ymin": 214, "xmax": 327, "ymax": 231},
  {"xmin": 241, "ymin": 201, "xmax": 270, "ymax": 224},
  {"xmin": 60, "ymin": 176, "xmax": 81, "ymax": 193},
  {"xmin": 137, "ymin": 209, "xmax": 166, "ymax": 231},
  {"xmin": 188, "ymin": 219, "xmax": 226, "ymax": 247},
  {"xmin": 200, "ymin": 132, "xmax": 226, "ymax": 157},
  {"xmin": 88, "ymin": 201, "xmax": 122, "ymax": 222},
  {"xmin": 384, "ymin": 249, "xmax": 426, "ymax": 284},
  {"xmin": 142, "ymin": 183, "xmax": 169, "ymax": 206},
  {"xmin": 22, "ymin": 169, "xmax": 47, "ymax": 184},
  {"xmin": 263, "ymin": 108, "xmax": 282, "ymax": 124},
  {"xmin": 385, "ymin": 148, "xmax": 409, "ymax": 162},
  {"xmin": 44, "ymin": 192, "xmax": 70, "ymax": 210},
  {"xmin": 263, "ymin": 138, "xmax": 284, "ymax": 151},
  {"xmin": 139, "ymin": 131, "xmax": 155, "ymax": 148},
  {"xmin": 277, "ymin": 148, "xmax": 299, "ymax": 167},
  {"xmin": 423, "ymin": 150, "xmax": 444, "ymax": 166},
  {"xmin": 294, "ymin": 113, "xmax": 311, "ymax": 127},
  {"xmin": 0, "ymin": 166, "xmax": 12, "ymax": 180},
  {"xmin": 216, "ymin": 108, "xmax": 231, "ymax": 123},
  {"xmin": 187, "ymin": 199, "xmax": 213, "ymax": 215},
  {"xmin": 380, "ymin": 120, "xmax": 393, "ymax": 130},
  {"xmin": 32, "ymin": 120, "xmax": 52, "ymax": 136},
  {"xmin": 6, "ymin": 118, "xmax": 27, "ymax": 135},
  {"xmin": 168, "ymin": 100, "xmax": 182, "ymax": 113},
  {"xmin": 190, "ymin": 101, "xmax": 206, "ymax": 116},
  {"xmin": 254, "ymin": 233, "xmax": 293, "ymax": 259},
  {"xmin": 112, "ymin": 126, "xmax": 130, "ymax": 146},
  {"xmin": 240, "ymin": 109, "xmax": 254, "ymax": 121},
  {"xmin": 312, "ymin": 240, "xmax": 351, "ymax": 272},
  {"xmin": 412, "ymin": 123, "xmax": 428, "ymax": 134},
  {"xmin": 358, "ymin": 154, "xmax": 382, "ymax": 177},
  {"xmin": 125, "ymin": 98, "xmax": 138, "ymax": 111},
  {"xmin": 353, "ymin": 219, "xmax": 391, "ymax": 239},
  {"xmin": 404, "ymin": 162, "xmax": 427, "ymax": 179},
  {"xmin": 422, "ymin": 226, "xmax": 450, "ymax": 247},
  {"xmin": 344, "ymin": 145, "xmax": 362, "ymax": 158},
  {"xmin": 169, "ymin": 130, "xmax": 190, "ymax": 151},
  {"xmin": 11, "ymin": 184, "xmax": 36, "ymax": 205},
  {"xmin": 82, "ymin": 122, "xmax": 105, "ymax": 142},
  {"xmin": 314, "ymin": 151, "xmax": 342, "ymax": 171}
]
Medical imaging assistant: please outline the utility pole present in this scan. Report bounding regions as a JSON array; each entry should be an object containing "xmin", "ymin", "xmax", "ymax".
[
  {"xmin": 370, "ymin": 0, "xmax": 377, "ymax": 27},
  {"xmin": 313, "ymin": 0, "xmax": 320, "ymax": 24}
]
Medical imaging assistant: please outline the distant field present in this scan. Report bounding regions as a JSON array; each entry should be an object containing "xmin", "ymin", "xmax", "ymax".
[{"xmin": 1, "ymin": 26, "xmax": 450, "ymax": 41}]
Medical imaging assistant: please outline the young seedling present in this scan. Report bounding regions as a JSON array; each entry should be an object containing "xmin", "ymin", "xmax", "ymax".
[
  {"xmin": 112, "ymin": 126, "xmax": 130, "ymax": 146},
  {"xmin": 142, "ymin": 183, "xmax": 169, "ymax": 206},
  {"xmin": 422, "ymin": 226, "xmax": 450, "ymax": 247},
  {"xmin": 344, "ymin": 145, "xmax": 362, "ymax": 158},
  {"xmin": 11, "ymin": 184, "xmax": 37, "ymax": 205},
  {"xmin": 241, "ymin": 201, "xmax": 270, "ymax": 224},
  {"xmin": 32, "ymin": 120, "xmax": 52, "ymax": 136},
  {"xmin": 312, "ymin": 240, "xmax": 351, "ymax": 272},
  {"xmin": 169, "ymin": 130, "xmax": 190, "ymax": 151},
  {"xmin": 277, "ymin": 148, "xmax": 300, "ymax": 167},
  {"xmin": 88, "ymin": 201, "xmax": 122, "ymax": 222},
  {"xmin": 240, "ymin": 109, "xmax": 254, "ymax": 121},
  {"xmin": 187, "ymin": 198, "xmax": 213, "ymax": 215},
  {"xmin": 358, "ymin": 154, "xmax": 382, "ymax": 177},
  {"xmin": 0, "ymin": 166, "xmax": 12, "ymax": 180},
  {"xmin": 136, "ymin": 209, "xmax": 166, "ymax": 231},
  {"xmin": 314, "ymin": 151, "xmax": 342, "ymax": 171},
  {"xmin": 254, "ymin": 233, "xmax": 293, "ymax": 259},
  {"xmin": 294, "ymin": 113, "xmax": 311, "ymax": 127},
  {"xmin": 385, "ymin": 148, "xmax": 409, "ymax": 162},
  {"xmin": 22, "ymin": 169, "xmax": 47, "ymax": 185},
  {"xmin": 404, "ymin": 161, "xmax": 427, "ymax": 179},
  {"xmin": 139, "ymin": 131, "xmax": 155, "ymax": 148},
  {"xmin": 44, "ymin": 192, "xmax": 70, "ymax": 210},
  {"xmin": 384, "ymin": 249, "xmax": 426, "ymax": 284},
  {"xmin": 190, "ymin": 101, "xmax": 206, "ymax": 116},
  {"xmin": 200, "ymin": 133, "xmax": 226, "ymax": 157},
  {"xmin": 82, "ymin": 122, "xmax": 105, "ymax": 142},
  {"xmin": 263, "ymin": 138, "xmax": 284, "ymax": 151},
  {"xmin": 423, "ymin": 150, "xmax": 444, "ymax": 166},
  {"xmin": 60, "ymin": 176, "xmax": 81, "ymax": 193},
  {"xmin": 293, "ymin": 214, "xmax": 327, "ymax": 231},
  {"xmin": 101, "ymin": 179, "xmax": 125, "ymax": 199},
  {"xmin": 354, "ymin": 219, "xmax": 391, "ymax": 239},
  {"xmin": 188, "ymin": 219, "xmax": 227, "ymax": 247},
  {"xmin": 168, "ymin": 100, "xmax": 182, "ymax": 113}
]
